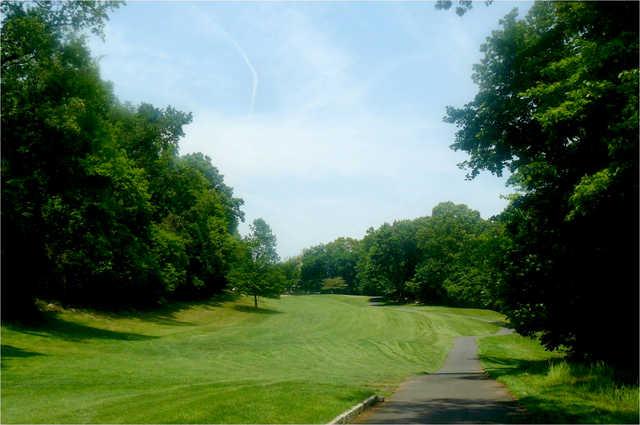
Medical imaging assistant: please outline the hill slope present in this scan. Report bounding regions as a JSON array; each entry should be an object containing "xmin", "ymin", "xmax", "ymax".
[{"xmin": 2, "ymin": 295, "xmax": 503, "ymax": 423}]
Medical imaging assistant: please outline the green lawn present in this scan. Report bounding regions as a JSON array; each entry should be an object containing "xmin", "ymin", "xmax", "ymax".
[
  {"xmin": 479, "ymin": 333, "xmax": 640, "ymax": 424},
  {"xmin": 1, "ymin": 294, "xmax": 502, "ymax": 423}
]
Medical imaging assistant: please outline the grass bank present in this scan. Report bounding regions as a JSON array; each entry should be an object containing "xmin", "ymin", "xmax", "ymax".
[
  {"xmin": 2, "ymin": 294, "xmax": 502, "ymax": 423},
  {"xmin": 479, "ymin": 333, "xmax": 639, "ymax": 423}
]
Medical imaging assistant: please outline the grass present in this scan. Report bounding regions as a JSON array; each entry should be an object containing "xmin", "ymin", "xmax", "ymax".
[
  {"xmin": 1, "ymin": 294, "xmax": 503, "ymax": 423},
  {"xmin": 479, "ymin": 333, "xmax": 640, "ymax": 424}
]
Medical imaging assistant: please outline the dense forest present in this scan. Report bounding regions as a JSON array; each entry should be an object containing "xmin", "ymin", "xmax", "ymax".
[
  {"xmin": 1, "ymin": 1, "xmax": 284, "ymax": 314},
  {"xmin": 2, "ymin": 0, "xmax": 638, "ymax": 376}
]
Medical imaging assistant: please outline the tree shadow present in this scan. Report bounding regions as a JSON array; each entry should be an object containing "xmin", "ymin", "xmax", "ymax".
[
  {"xmin": 367, "ymin": 296, "xmax": 407, "ymax": 306},
  {"xmin": 1, "ymin": 344, "xmax": 43, "ymax": 358},
  {"xmin": 479, "ymin": 353, "xmax": 639, "ymax": 423},
  {"xmin": 102, "ymin": 291, "xmax": 241, "ymax": 326},
  {"xmin": 232, "ymin": 305, "xmax": 283, "ymax": 315},
  {"xmin": 480, "ymin": 355, "xmax": 559, "ymax": 378},
  {"xmin": 360, "ymin": 398, "xmax": 524, "ymax": 424},
  {"xmin": 26, "ymin": 291, "xmax": 242, "ymax": 328},
  {"xmin": 3, "ymin": 291, "xmax": 248, "ymax": 342},
  {"xmin": 512, "ymin": 393, "xmax": 638, "ymax": 424},
  {"xmin": 4, "ymin": 314, "xmax": 156, "ymax": 342}
]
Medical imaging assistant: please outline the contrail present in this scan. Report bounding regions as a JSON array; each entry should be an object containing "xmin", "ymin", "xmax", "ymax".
[
  {"xmin": 196, "ymin": 9, "xmax": 259, "ymax": 117},
  {"xmin": 218, "ymin": 26, "xmax": 259, "ymax": 116}
]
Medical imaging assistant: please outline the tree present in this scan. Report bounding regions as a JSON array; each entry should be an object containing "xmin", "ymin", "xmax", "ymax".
[
  {"xmin": 413, "ymin": 203, "xmax": 483, "ymax": 304},
  {"xmin": 298, "ymin": 237, "xmax": 360, "ymax": 294},
  {"xmin": 299, "ymin": 244, "xmax": 329, "ymax": 293},
  {"xmin": 444, "ymin": 2, "xmax": 638, "ymax": 368},
  {"xmin": 1, "ymin": 0, "xmax": 152, "ymax": 312},
  {"xmin": 435, "ymin": 0, "xmax": 491, "ymax": 16},
  {"xmin": 321, "ymin": 277, "xmax": 347, "ymax": 294},
  {"xmin": 230, "ymin": 219, "xmax": 282, "ymax": 308},
  {"xmin": 276, "ymin": 257, "xmax": 301, "ymax": 293},
  {"xmin": 324, "ymin": 238, "xmax": 360, "ymax": 293},
  {"xmin": 356, "ymin": 219, "xmax": 424, "ymax": 300},
  {"xmin": 1, "ymin": 0, "xmax": 247, "ymax": 314}
]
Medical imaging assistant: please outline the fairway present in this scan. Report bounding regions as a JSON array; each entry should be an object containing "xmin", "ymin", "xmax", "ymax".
[{"xmin": 2, "ymin": 295, "xmax": 503, "ymax": 423}]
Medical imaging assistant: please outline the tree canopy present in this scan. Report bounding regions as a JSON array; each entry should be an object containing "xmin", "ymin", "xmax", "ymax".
[
  {"xmin": 1, "ymin": 0, "xmax": 249, "ymax": 316},
  {"xmin": 293, "ymin": 202, "xmax": 505, "ymax": 309},
  {"xmin": 230, "ymin": 219, "xmax": 284, "ymax": 308},
  {"xmin": 444, "ymin": 1, "xmax": 638, "ymax": 369}
]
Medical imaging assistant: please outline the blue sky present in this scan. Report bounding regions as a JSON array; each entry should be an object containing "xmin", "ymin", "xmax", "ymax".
[{"xmin": 89, "ymin": 1, "xmax": 532, "ymax": 258}]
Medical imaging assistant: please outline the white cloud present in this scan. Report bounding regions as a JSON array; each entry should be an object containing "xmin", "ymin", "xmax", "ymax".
[
  {"xmin": 91, "ymin": 3, "xmax": 513, "ymax": 257},
  {"xmin": 182, "ymin": 112, "xmax": 452, "ymax": 179},
  {"xmin": 181, "ymin": 110, "xmax": 509, "ymax": 257},
  {"xmin": 177, "ymin": 5, "xmax": 511, "ymax": 257}
]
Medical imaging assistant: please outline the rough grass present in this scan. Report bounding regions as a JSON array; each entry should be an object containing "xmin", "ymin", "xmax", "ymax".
[
  {"xmin": 479, "ymin": 333, "xmax": 640, "ymax": 424},
  {"xmin": 2, "ymin": 294, "xmax": 503, "ymax": 423}
]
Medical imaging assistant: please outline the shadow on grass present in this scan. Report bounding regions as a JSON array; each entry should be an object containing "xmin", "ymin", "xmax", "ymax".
[
  {"xmin": 367, "ymin": 296, "xmax": 409, "ymax": 306},
  {"xmin": 5, "ymin": 292, "xmax": 246, "ymax": 342},
  {"xmin": 4, "ymin": 313, "xmax": 157, "ymax": 342},
  {"xmin": 232, "ymin": 305, "xmax": 283, "ymax": 315},
  {"xmin": 26, "ymin": 291, "xmax": 242, "ymax": 328},
  {"xmin": 479, "ymin": 354, "xmax": 639, "ymax": 424},
  {"xmin": 106, "ymin": 291, "xmax": 242, "ymax": 326},
  {"xmin": 481, "ymin": 355, "xmax": 557, "ymax": 377},
  {"xmin": 1, "ymin": 344, "xmax": 43, "ymax": 358},
  {"xmin": 512, "ymin": 393, "xmax": 638, "ymax": 424}
]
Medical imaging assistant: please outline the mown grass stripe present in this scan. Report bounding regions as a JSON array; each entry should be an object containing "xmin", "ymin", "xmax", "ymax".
[{"xmin": 2, "ymin": 295, "xmax": 503, "ymax": 423}]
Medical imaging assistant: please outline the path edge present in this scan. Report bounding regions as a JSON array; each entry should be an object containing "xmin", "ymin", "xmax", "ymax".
[{"xmin": 327, "ymin": 395, "xmax": 384, "ymax": 424}]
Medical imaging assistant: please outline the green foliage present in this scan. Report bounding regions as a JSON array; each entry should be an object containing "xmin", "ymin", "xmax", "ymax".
[
  {"xmin": 245, "ymin": 218, "xmax": 279, "ymax": 264},
  {"xmin": 480, "ymin": 334, "xmax": 639, "ymax": 423},
  {"xmin": 1, "ymin": 0, "xmax": 246, "ymax": 314},
  {"xmin": 349, "ymin": 202, "xmax": 505, "ymax": 308},
  {"xmin": 1, "ymin": 1, "xmax": 122, "ymax": 40},
  {"xmin": 293, "ymin": 201, "xmax": 505, "ymax": 307},
  {"xmin": 444, "ymin": 1, "xmax": 639, "ymax": 368},
  {"xmin": 298, "ymin": 237, "xmax": 360, "ymax": 293},
  {"xmin": 229, "ymin": 219, "xmax": 284, "ymax": 307},
  {"xmin": 321, "ymin": 277, "xmax": 347, "ymax": 294},
  {"xmin": 357, "ymin": 219, "xmax": 423, "ymax": 300},
  {"xmin": 276, "ymin": 257, "xmax": 301, "ymax": 293},
  {"xmin": 434, "ymin": 0, "xmax": 491, "ymax": 17},
  {"xmin": 414, "ymin": 202, "xmax": 507, "ymax": 308},
  {"xmin": 298, "ymin": 245, "xmax": 328, "ymax": 293}
]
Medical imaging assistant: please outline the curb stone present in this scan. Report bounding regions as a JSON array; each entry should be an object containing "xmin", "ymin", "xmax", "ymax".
[{"xmin": 327, "ymin": 395, "xmax": 383, "ymax": 424}]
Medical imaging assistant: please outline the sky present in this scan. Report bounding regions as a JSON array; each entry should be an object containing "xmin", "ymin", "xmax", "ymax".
[{"xmin": 89, "ymin": 1, "xmax": 532, "ymax": 259}]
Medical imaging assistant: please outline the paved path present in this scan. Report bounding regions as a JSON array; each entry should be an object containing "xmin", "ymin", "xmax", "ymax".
[{"xmin": 356, "ymin": 332, "xmax": 523, "ymax": 424}]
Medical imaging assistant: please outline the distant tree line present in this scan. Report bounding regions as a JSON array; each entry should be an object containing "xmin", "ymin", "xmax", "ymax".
[
  {"xmin": 1, "ymin": 1, "xmax": 284, "ymax": 315},
  {"xmin": 285, "ymin": 202, "xmax": 507, "ymax": 310}
]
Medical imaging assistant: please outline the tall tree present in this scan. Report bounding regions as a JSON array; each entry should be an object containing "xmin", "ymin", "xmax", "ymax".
[
  {"xmin": 298, "ymin": 238, "xmax": 360, "ymax": 294},
  {"xmin": 299, "ymin": 244, "xmax": 329, "ymax": 293},
  {"xmin": 444, "ymin": 2, "xmax": 638, "ymax": 368},
  {"xmin": 1, "ymin": 0, "xmax": 135, "ymax": 313},
  {"xmin": 414, "ymin": 203, "xmax": 481, "ymax": 304},
  {"xmin": 1, "ymin": 0, "xmax": 246, "ymax": 314},
  {"xmin": 356, "ymin": 219, "xmax": 424, "ymax": 300},
  {"xmin": 230, "ymin": 219, "xmax": 283, "ymax": 308}
]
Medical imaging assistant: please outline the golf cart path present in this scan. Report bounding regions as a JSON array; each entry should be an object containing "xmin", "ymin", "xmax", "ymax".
[{"xmin": 355, "ymin": 329, "xmax": 524, "ymax": 424}]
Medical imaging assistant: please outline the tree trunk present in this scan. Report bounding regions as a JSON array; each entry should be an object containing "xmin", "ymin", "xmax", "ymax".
[{"xmin": 254, "ymin": 294, "xmax": 258, "ymax": 308}]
